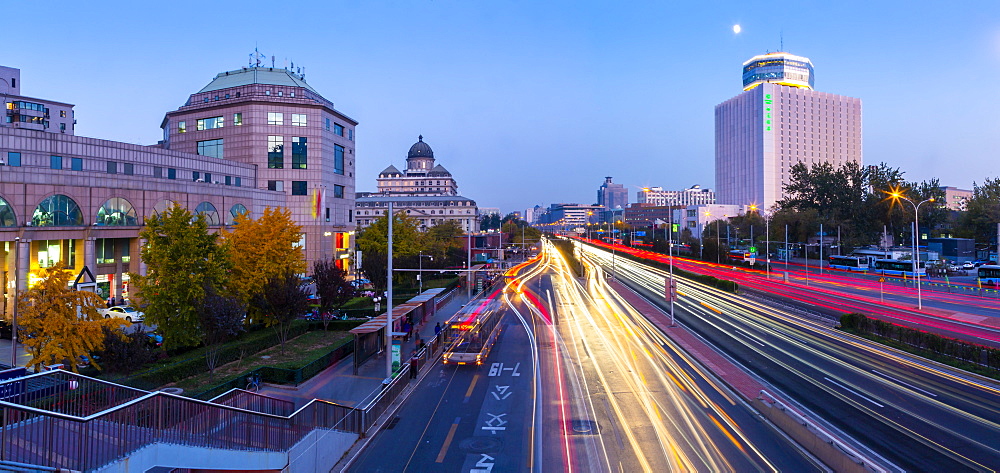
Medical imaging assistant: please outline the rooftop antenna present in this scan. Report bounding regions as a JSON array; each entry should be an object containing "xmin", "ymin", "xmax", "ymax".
[
  {"xmin": 271, "ymin": 55, "xmax": 275, "ymax": 68},
  {"xmin": 780, "ymin": 31, "xmax": 784, "ymax": 52}
]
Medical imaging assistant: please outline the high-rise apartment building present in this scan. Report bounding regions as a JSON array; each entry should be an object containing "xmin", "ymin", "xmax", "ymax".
[
  {"xmin": 637, "ymin": 185, "xmax": 715, "ymax": 207},
  {"xmin": 715, "ymin": 52, "xmax": 862, "ymax": 210},
  {"xmin": 1, "ymin": 65, "xmax": 76, "ymax": 135},
  {"xmin": 597, "ymin": 176, "xmax": 628, "ymax": 210}
]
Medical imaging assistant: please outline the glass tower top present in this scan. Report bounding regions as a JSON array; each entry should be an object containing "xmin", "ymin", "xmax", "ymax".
[{"xmin": 742, "ymin": 52, "xmax": 814, "ymax": 91}]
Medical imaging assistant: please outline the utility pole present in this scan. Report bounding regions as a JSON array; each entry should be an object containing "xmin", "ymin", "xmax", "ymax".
[
  {"xmin": 819, "ymin": 223, "xmax": 824, "ymax": 275},
  {"xmin": 10, "ymin": 236, "xmax": 20, "ymax": 367},
  {"xmin": 386, "ymin": 202, "xmax": 394, "ymax": 379}
]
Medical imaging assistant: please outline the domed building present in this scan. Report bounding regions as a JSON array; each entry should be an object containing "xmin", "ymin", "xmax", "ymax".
[{"xmin": 355, "ymin": 136, "xmax": 478, "ymax": 232}]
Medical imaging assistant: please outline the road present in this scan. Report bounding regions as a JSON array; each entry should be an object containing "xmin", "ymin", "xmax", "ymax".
[{"xmin": 579, "ymin": 241, "xmax": 1000, "ymax": 472}]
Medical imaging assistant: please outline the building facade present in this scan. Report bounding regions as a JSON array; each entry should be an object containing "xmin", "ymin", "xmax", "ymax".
[
  {"xmin": 597, "ymin": 176, "xmax": 628, "ymax": 210},
  {"xmin": 637, "ymin": 185, "xmax": 715, "ymax": 207},
  {"xmin": 537, "ymin": 203, "xmax": 603, "ymax": 228},
  {"xmin": 355, "ymin": 136, "xmax": 478, "ymax": 232},
  {"xmin": 0, "ymin": 64, "xmax": 356, "ymax": 318},
  {"xmin": 623, "ymin": 204, "xmax": 681, "ymax": 228},
  {"xmin": 162, "ymin": 66, "xmax": 358, "ymax": 267},
  {"xmin": 938, "ymin": 186, "xmax": 972, "ymax": 211},
  {"xmin": 716, "ymin": 52, "xmax": 862, "ymax": 210},
  {"xmin": 1, "ymin": 66, "xmax": 76, "ymax": 136}
]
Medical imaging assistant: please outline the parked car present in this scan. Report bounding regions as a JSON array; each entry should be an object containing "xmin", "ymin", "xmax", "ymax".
[
  {"xmin": 962, "ymin": 261, "xmax": 975, "ymax": 270},
  {"xmin": 97, "ymin": 305, "xmax": 144, "ymax": 323}
]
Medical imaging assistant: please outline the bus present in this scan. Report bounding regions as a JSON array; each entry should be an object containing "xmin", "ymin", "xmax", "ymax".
[
  {"xmin": 442, "ymin": 298, "xmax": 505, "ymax": 366},
  {"xmin": 728, "ymin": 249, "xmax": 752, "ymax": 262},
  {"xmin": 874, "ymin": 259, "xmax": 926, "ymax": 277},
  {"xmin": 828, "ymin": 255, "xmax": 869, "ymax": 272},
  {"xmin": 977, "ymin": 265, "xmax": 1000, "ymax": 286}
]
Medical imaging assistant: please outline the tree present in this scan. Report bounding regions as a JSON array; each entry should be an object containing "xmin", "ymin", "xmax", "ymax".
[
  {"xmin": 356, "ymin": 212, "xmax": 422, "ymax": 292},
  {"xmin": 130, "ymin": 205, "xmax": 229, "ymax": 349},
  {"xmin": 313, "ymin": 258, "xmax": 355, "ymax": 330},
  {"xmin": 223, "ymin": 207, "xmax": 305, "ymax": 304},
  {"xmin": 959, "ymin": 177, "xmax": 1000, "ymax": 243},
  {"xmin": 199, "ymin": 289, "xmax": 246, "ymax": 378},
  {"xmin": 480, "ymin": 214, "xmax": 501, "ymax": 231},
  {"xmin": 92, "ymin": 326, "xmax": 158, "ymax": 374},
  {"xmin": 424, "ymin": 220, "xmax": 467, "ymax": 267},
  {"xmin": 17, "ymin": 267, "xmax": 121, "ymax": 372},
  {"xmin": 252, "ymin": 272, "xmax": 310, "ymax": 353}
]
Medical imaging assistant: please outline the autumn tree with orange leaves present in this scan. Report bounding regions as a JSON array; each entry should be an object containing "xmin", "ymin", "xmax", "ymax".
[
  {"xmin": 222, "ymin": 207, "xmax": 306, "ymax": 307},
  {"xmin": 17, "ymin": 267, "xmax": 124, "ymax": 372}
]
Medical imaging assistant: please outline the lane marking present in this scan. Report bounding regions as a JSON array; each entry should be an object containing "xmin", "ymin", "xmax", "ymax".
[
  {"xmin": 699, "ymin": 301, "xmax": 722, "ymax": 314},
  {"xmin": 464, "ymin": 374, "xmax": 481, "ymax": 403},
  {"xmin": 436, "ymin": 417, "xmax": 461, "ymax": 463},
  {"xmin": 734, "ymin": 328, "xmax": 766, "ymax": 347},
  {"xmin": 824, "ymin": 377, "xmax": 884, "ymax": 408},
  {"xmin": 871, "ymin": 370, "xmax": 938, "ymax": 397}
]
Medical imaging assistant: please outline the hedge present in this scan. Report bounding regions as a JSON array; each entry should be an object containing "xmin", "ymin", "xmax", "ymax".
[
  {"xmin": 114, "ymin": 319, "xmax": 363, "ymax": 390},
  {"xmin": 840, "ymin": 313, "xmax": 1000, "ymax": 377}
]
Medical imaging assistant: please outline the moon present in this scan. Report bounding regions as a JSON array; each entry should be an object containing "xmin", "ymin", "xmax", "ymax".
[{"xmin": 733, "ymin": 24, "xmax": 742, "ymax": 34}]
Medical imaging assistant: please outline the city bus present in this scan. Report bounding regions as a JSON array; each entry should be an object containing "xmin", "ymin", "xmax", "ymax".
[
  {"xmin": 728, "ymin": 250, "xmax": 749, "ymax": 262},
  {"xmin": 874, "ymin": 259, "xmax": 926, "ymax": 277},
  {"xmin": 442, "ymin": 298, "xmax": 505, "ymax": 365},
  {"xmin": 977, "ymin": 265, "xmax": 1000, "ymax": 286},
  {"xmin": 828, "ymin": 255, "xmax": 870, "ymax": 272}
]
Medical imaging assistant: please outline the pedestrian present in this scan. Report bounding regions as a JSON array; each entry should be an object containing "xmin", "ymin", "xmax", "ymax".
[
  {"xmin": 434, "ymin": 322, "xmax": 442, "ymax": 336},
  {"xmin": 403, "ymin": 321, "xmax": 412, "ymax": 341},
  {"xmin": 409, "ymin": 352, "xmax": 421, "ymax": 379}
]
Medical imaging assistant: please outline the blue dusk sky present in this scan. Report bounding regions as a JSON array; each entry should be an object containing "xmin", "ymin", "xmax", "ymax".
[{"xmin": 4, "ymin": 1, "xmax": 1000, "ymax": 214}]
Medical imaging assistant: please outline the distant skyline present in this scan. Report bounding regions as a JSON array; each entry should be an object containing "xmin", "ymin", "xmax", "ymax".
[{"xmin": 4, "ymin": 1, "xmax": 1000, "ymax": 214}]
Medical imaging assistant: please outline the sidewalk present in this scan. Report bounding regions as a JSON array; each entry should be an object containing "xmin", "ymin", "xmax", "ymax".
[{"xmin": 258, "ymin": 289, "xmax": 473, "ymax": 409}]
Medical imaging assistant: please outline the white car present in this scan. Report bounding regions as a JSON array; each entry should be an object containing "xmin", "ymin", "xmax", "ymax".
[
  {"xmin": 98, "ymin": 305, "xmax": 144, "ymax": 323},
  {"xmin": 962, "ymin": 262, "xmax": 975, "ymax": 270}
]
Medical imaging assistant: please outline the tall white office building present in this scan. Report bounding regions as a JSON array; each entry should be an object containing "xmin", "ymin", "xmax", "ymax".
[{"xmin": 715, "ymin": 52, "xmax": 862, "ymax": 210}]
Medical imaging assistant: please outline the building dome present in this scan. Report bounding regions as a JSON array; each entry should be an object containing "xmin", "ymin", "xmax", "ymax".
[{"xmin": 407, "ymin": 135, "xmax": 434, "ymax": 159}]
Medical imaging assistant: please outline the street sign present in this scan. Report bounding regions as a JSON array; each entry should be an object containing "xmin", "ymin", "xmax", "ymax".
[
  {"xmin": 749, "ymin": 246, "xmax": 757, "ymax": 253},
  {"xmin": 672, "ymin": 223, "xmax": 679, "ymax": 232}
]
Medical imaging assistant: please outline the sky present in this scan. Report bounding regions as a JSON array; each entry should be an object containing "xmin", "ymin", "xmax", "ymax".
[{"xmin": 4, "ymin": 1, "xmax": 1000, "ymax": 215}]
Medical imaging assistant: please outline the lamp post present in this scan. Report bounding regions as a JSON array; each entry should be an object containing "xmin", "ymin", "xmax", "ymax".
[
  {"xmin": 417, "ymin": 252, "xmax": 433, "ymax": 294},
  {"xmin": 890, "ymin": 192, "xmax": 935, "ymax": 310},
  {"xmin": 10, "ymin": 236, "xmax": 19, "ymax": 367},
  {"xmin": 386, "ymin": 202, "xmax": 394, "ymax": 379}
]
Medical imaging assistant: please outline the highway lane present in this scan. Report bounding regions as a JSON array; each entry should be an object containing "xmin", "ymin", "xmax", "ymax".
[
  {"xmin": 580, "ymin": 243, "xmax": 1000, "ymax": 472},
  {"xmin": 513, "ymin": 240, "xmax": 821, "ymax": 472},
  {"xmin": 580, "ymin": 238, "xmax": 1000, "ymax": 348},
  {"xmin": 347, "ymin": 305, "xmax": 536, "ymax": 472}
]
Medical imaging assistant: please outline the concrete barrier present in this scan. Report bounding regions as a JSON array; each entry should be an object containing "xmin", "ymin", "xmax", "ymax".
[{"xmin": 756, "ymin": 390, "xmax": 887, "ymax": 473}]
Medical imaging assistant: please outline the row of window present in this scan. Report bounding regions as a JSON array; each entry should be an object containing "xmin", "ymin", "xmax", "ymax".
[
  {"xmin": 178, "ymin": 112, "xmax": 353, "ymax": 141},
  {"xmin": 266, "ymin": 181, "xmax": 345, "ymax": 198},
  {"xmin": 48, "ymin": 155, "xmax": 135, "ymax": 175},
  {"xmin": 357, "ymin": 200, "xmax": 473, "ymax": 207},
  {"xmin": 0, "ymin": 194, "xmax": 248, "ymax": 228}
]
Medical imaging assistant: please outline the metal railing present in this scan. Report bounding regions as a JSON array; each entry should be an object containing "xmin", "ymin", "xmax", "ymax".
[{"xmin": 0, "ymin": 370, "xmax": 364, "ymax": 471}]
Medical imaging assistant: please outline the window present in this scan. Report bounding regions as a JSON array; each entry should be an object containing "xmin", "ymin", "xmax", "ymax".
[
  {"xmin": 167, "ymin": 168, "xmax": 176, "ymax": 180},
  {"xmin": 228, "ymin": 203, "xmax": 248, "ymax": 225},
  {"xmin": 334, "ymin": 123, "xmax": 344, "ymax": 136},
  {"xmin": 326, "ymin": 208, "xmax": 330, "ymax": 222},
  {"xmin": 59, "ymin": 110, "xmax": 66, "ymax": 118},
  {"xmin": 334, "ymin": 144, "xmax": 345, "ymax": 175},
  {"xmin": 178, "ymin": 121, "xmax": 186, "ymax": 133},
  {"xmin": 325, "ymin": 118, "xmax": 330, "ymax": 131},
  {"xmin": 195, "ymin": 202, "xmax": 221, "ymax": 226},
  {"xmin": 333, "ymin": 185, "xmax": 344, "ymax": 198},
  {"xmin": 349, "ymin": 129, "xmax": 354, "ymax": 141},
  {"xmin": 96, "ymin": 197, "xmax": 138, "ymax": 226},
  {"xmin": 225, "ymin": 175, "xmax": 231, "ymax": 186},
  {"xmin": 291, "ymin": 181, "xmax": 307, "ymax": 196},
  {"xmin": 204, "ymin": 173, "xmax": 212, "ymax": 183},
  {"xmin": 267, "ymin": 112, "xmax": 283, "ymax": 125},
  {"xmin": 235, "ymin": 177, "xmax": 241, "ymax": 187},
  {"xmin": 234, "ymin": 113, "xmax": 243, "ymax": 126},
  {"xmin": 196, "ymin": 116, "xmax": 224, "ymax": 130},
  {"xmin": 292, "ymin": 137, "xmax": 307, "ymax": 169},
  {"xmin": 0, "ymin": 197, "xmax": 16, "ymax": 227},
  {"xmin": 106, "ymin": 161, "xmax": 116, "ymax": 174},
  {"xmin": 124, "ymin": 163, "xmax": 134, "ymax": 175},
  {"xmin": 37, "ymin": 239, "xmax": 76, "ymax": 268},
  {"xmin": 32, "ymin": 194, "xmax": 83, "ymax": 226},
  {"xmin": 153, "ymin": 166, "xmax": 162, "ymax": 178},
  {"xmin": 60, "ymin": 123, "xmax": 66, "ymax": 132},
  {"xmin": 268, "ymin": 136, "xmax": 284, "ymax": 168},
  {"xmin": 5, "ymin": 152, "xmax": 20, "ymax": 167},
  {"xmin": 292, "ymin": 113, "xmax": 307, "ymax": 127},
  {"xmin": 50, "ymin": 155, "xmax": 62, "ymax": 170},
  {"xmin": 197, "ymin": 138, "xmax": 224, "ymax": 159},
  {"xmin": 267, "ymin": 180, "xmax": 284, "ymax": 192}
]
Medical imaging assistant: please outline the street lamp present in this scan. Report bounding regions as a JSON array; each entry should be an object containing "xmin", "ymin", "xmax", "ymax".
[
  {"xmin": 417, "ymin": 252, "xmax": 433, "ymax": 294},
  {"xmin": 10, "ymin": 236, "xmax": 19, "ymax": 367},
  {"xmin": 889, "ymin": 191, "xmax": 935, "ymax": 310}
]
